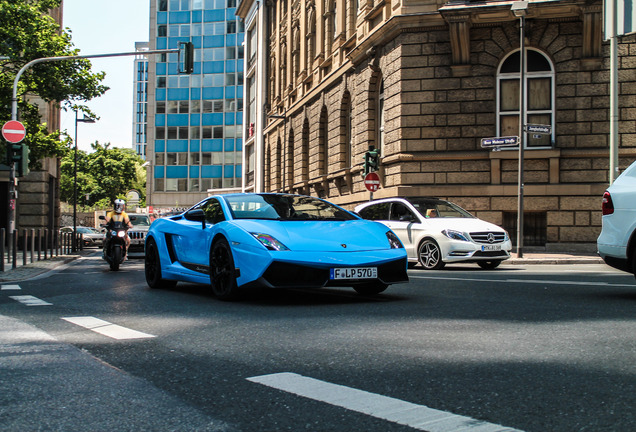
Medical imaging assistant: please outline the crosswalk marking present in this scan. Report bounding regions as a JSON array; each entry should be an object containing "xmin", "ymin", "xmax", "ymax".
[
  {"xmin": 248, "ymin": 373, "xmax": 523, "ymax": 432},
  {"xmin": 1, "ymin": 284, "xmax": 21, "ymax": 290},
  {"xmin": 9, "ymin": 295, "xmax": 52, "ymax": 306},
  {"xmin": 62, "ymin": 316, "xmax": 155, "ymax": 340}
]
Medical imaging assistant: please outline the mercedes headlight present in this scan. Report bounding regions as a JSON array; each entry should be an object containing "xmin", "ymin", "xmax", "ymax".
[{"xmin": 441, "ymin": 229, "xmax": 469, "ymax": 242}]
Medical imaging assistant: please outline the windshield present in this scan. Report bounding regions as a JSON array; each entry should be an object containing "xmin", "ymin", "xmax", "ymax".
[
  {"xmin": 131, "ymin": 216, "xmax": 151, "ymax": 226},
  {"xmin": 225, "ymin": 194, "xmax": 358, "ymax": 221},
  {"xmin": 76, "ymin": 227, "xmax": 97, "ymax": 234},
  {"xmin": 407, "ymin": 198, "xmax": 475, "ymax": 219}
]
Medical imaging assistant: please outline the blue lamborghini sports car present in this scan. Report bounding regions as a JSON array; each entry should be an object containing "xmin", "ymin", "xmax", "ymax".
[{"xmin": 144, "ymin": 193, "xmax": 409, "ymax": 300}]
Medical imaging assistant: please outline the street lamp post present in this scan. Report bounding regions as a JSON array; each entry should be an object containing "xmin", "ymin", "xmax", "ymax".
[
  {"xmin": 73, "ymin": 111, "xmax": 95, "ymax": 252},
  {"xmin": 511, "ymin": 1, "xmax": 528, "ymax": 258}
]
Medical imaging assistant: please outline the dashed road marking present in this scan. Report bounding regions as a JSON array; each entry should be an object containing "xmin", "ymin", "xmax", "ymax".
[
  {"xmin": 248, "ymin": 372, "xmax": 523, "ymax": 432},
  {"xmin": 62, "ymin": 316, "xmax": 155, "ymax": 340},
  {"xmin": 9, "ymin": 295, "xmax": 52, "ymax": 306},
  {"xmin": 1, "ymin": 284, "xmax": 21, "ymax": 290}
]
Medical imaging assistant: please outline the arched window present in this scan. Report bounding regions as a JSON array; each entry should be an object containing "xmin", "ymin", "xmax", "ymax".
[
  {"xmin": 306, "ymin": 6, "xmax": 316, "ymax": 72},
  {"xmin": 497, "ymin": 49, "xmax": 554, "ymax": 148},
  {"xmin": 275, "ymin": 138, "xmax": 282, "ymax": 190},
  {"xmin": 286, "ymin": 128, "xmax": 294, "ymax": 191},
  {"xmin": 341, "ymin": 91, "xmax": 352, "ymax": 169},
  {"xmin": 302, "ymin": 119, "xmax": 309, "ymax": 181},
  {"xmin": 319, "ymin": 106, "xmax": 329, "ymax": 176},
  {"xmin": 377, "ymin": 79, "xmax": 385, "ymax": 156}
]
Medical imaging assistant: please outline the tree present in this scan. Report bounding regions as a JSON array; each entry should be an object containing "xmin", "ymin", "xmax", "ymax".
[
  {"xmin": 60, "ymin": 141, "xmax": 146, "ymax": 209},
  {"xmin": 0, "ymin": 0, "xmax": 108, "ymax": 168}
]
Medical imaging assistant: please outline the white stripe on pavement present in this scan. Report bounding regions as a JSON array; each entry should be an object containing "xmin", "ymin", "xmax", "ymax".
[
  {"xmin": 62, "ymin": 316, "xmax": 155, "ymax": 340},
  {"xmin": 248, "ymin": 372, "xmax": 523, "ymax": 432},
  {"xmin": 409, "ymin": 275, "xmax": 635, "ymax": 288},
  {"xmin": 9, "ymin": 295, "xmax": 52, "ymax": 306},
  {"xmin": 1, "ymin": 284, "xmax": 21, "ymax": 290}
]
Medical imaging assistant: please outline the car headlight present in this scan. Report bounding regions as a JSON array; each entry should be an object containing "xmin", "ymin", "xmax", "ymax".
[
  {"xmin": 251, "ymin": 233, "xmax": 290, "ymax": 251},
  {"xmin": 442, "ymin": 229, "xmax": 469, "ymax": 242},
  {"xmin": 386, "ymin": 231, "xmax": 404, "ymax": 249}
]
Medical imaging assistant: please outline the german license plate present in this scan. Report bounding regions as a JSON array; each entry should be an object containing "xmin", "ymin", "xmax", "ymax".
[
  {"xmin": 481, "ymin": 244, "xmax": 502, "ymax": 252},
  {"xmin": 330, "ymin": 267, "xmax": 377, "ymax": 280}
]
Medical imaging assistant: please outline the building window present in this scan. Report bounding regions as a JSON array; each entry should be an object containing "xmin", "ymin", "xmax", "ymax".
[
  {"xmin": 497, "ymin": 49, "xmax": 554, "ymax": 148},
  {"xmin": 319, "ymin": 106, "xmax": 328, "ymax": 177},
  {"xmin": 377, "ymin": 79, "xmax": 385, "ymax": 156},
  {"xmin": 341, "ymin": 91, "xmax": 352, "ymax": 169}
]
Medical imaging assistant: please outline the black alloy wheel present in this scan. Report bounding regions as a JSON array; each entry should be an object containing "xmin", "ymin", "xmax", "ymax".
[
  {"xmin": 145, "ymin": 237, "xmax": 176, "ymax": 289},
  {"xmin": 210, "ymin": 238, "xmax": 239, "ymax": 300}
]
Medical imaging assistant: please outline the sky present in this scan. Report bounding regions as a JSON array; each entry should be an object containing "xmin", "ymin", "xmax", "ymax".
[{"xmin": 60, "ymin": 0, "xmax": 150, "ymax": 152}]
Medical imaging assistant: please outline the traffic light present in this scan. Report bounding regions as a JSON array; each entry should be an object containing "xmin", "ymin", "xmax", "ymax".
[
  {"xmin": 6, "ymin": 144, "xmax": 29, "ymax": 177},
  {"xmin": 17, "ymin": 144, "xmax": 29, "ymax": 177},
  {"xmin": 179, "ymin": 41, "xmax": 194, "ymax": 74},
  {"xmin": 363, "ymin": 146, "xmax": 380, "ymax": 175}
]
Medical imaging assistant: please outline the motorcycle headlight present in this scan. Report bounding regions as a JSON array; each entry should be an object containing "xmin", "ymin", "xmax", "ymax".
[
  {"xmin": 251, "ymin": 233, "xmax": 289, "ymax": 251},
  {"xmin": 386, "ymin": 231, "xmax": 403, "ymax": 249},
  {"xmin": 117, "ymin": 231, "xmax": 126, "ymax": 238},
  {"xmin": 110, "ymin": 230, "xmax": 117, "ymax": 237},
  {"xmin": 442, "ymin": 229, "xmax": 469, "ymax": 242}
]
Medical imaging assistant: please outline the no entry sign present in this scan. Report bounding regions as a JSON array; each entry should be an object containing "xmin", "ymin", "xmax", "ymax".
[
  {"xmin": 364, "ymin": 172, "xmax": 381, "ymax": 192},
  {"xmin": 2, "ymin": 120, "xmax": 26, "ymax": 143}
]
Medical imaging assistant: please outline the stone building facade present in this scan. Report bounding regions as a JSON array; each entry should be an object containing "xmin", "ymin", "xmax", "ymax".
[{"xmin": 242, "ymin": 0, "xmax": 635, "ymax": 251}]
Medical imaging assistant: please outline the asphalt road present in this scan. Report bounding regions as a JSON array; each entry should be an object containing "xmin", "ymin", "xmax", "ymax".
[{"xmin": 1, "ymin": 253, "xmax": 635, "ymax": 432}]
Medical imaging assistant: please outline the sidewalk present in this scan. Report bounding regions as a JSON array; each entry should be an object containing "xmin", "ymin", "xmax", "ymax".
[
  {"xmin": 0, "ymin": 248, "xmax": 604, "ymax": 283},
  {"xmin": 0, "ymin": 249, "xmax": 97, "ymax": 283}
]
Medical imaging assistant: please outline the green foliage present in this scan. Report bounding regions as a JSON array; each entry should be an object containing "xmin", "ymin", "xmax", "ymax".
[
  {"xmin": 60, "ymin": 141, "xmax": 146, "ymax": 209},
  {"xmin": 0, "ymin": 0, "xmax": 108, "ymax": 169}
]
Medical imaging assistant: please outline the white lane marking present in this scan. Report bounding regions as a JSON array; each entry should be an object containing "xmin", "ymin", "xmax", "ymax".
[
  {"xmin": 62, "ymin": 316, "xmax": 155, "ymax": 340},
  {"xmin": 1, "ymin": 284, "xmax": 21, "ymax": 290},
  {"xmin": 248, "ymin": 372, "xmax": 523, "ymax": 432},
  {"xmin": 409, "ymin": 275, "xmax": 635, "ymax": 287},
  {"xmin": 9, "ymin": 295, "xmax": 52, "ymax": 306}
]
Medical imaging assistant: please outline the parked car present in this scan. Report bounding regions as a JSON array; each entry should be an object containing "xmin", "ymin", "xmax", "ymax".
[
  {"xmin": 355, "ymin": 197, "xmax": 512, "ymax": 270},
  {"xmin": 597, "ymin": 160, "xmax": 636, "ymax": 279},
  {"xmin": 60, "ymin": 226, "xmax": 104, "ymax": 247},
  {"xmin": 144, "ymin": 193, "xmax": 409, "ymax": 300},
  {"xmin": 128, "ymin": 214, "xmax": 151, "ymax": 256}
]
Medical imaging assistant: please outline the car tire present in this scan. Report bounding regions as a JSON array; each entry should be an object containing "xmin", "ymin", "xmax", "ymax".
[
  {"xmin": 417, "ymin": 239, "xmax": 445, "ymax": 270},
  {"xmin": 210, "ymin": 237, "xmax": 239, "ymax": 301},
  {"xmin": 353, "ymin": 282, "xmax": 388, "ymax": 295},
  {"xmin": 632, "ymin": 246, "xmax": 636, "ymax": 281},
  {"xmin": 477, "ymin": 260, "xmax": 502, "ymax": 270},
  {"xmin": 145, "ymin": 237, "xmax": 176, "ymax": 289}
]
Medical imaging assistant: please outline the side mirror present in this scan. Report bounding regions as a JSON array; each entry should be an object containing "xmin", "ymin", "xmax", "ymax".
[
  {"xmin": 99, "ymin": 215, "xmax": 106, "ymax": 220},
  {"xmin": 186, "ymin": 209, "xmax": 206, "ymax": 229}
]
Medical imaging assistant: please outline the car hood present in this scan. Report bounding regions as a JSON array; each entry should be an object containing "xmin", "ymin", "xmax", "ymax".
[
  {"xmin": 233, "ymin": 220, "xmax": 392, "ymax": 252},
  {"xmin": 416, "ymin": 217, "xmax": 506, "ymax": 234}
]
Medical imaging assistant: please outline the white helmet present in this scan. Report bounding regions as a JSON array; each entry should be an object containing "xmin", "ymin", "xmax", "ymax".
[{"xmin": 114, "ymin": 199, "xmax": 126, "ymax": 214}]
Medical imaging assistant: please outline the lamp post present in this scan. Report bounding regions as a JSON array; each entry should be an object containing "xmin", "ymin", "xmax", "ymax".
[
  {"xmin": 73, "ymin": 111, "xmax": 95, "ymax": 251},
  {"xmin": 268, "ymin": 113, "xmax": 287, "ymax": 191},
  {"xmin": 511, "ymin": 0, "xmax": 528, "ymax": 258}
]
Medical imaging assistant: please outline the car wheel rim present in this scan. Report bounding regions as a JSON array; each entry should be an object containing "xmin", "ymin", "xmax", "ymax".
[
  {"xmin": 212, "ymin": 243, "xmax": 233, "ymax": 296},
  {"xmin": 419, "ymin": 242, "xmax": 440, "ymax": 269}
]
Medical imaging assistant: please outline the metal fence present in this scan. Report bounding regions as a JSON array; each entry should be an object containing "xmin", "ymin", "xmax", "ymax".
[{"xmin": 0, "ymin": 228, "xmax": 84, "ymax": 272}]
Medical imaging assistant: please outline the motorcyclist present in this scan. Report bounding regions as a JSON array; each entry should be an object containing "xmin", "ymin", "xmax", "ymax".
[{"xmin": 103, "ymin": 199, "xmax": 133, "ymax": 254}]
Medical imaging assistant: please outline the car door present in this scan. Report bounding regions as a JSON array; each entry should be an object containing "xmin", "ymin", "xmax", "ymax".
[
  {"xmin": 174, "ymin": 199, "xmax": 226, "ymax": 271},
  {"xmin": 385, "ymin": 202, "xmax": 419, "ymax": 257}
]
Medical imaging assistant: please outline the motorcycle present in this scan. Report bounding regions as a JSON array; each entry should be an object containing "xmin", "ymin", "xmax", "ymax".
[{"xmin": 99, "ymin": 215, "xmax": 131, "ymax": 271}]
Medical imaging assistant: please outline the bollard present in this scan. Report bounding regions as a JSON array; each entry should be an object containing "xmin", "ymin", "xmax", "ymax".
[
  {"xmin": 0, "ymin": 228, "xmax": 4, "ymax": 272},
  {"xmin": 30, "ymin": 229, "xmax": 35, "ymax": 263},
  {"xmin": 12, "ymin": 230, "xmax": 17, "ymax": 269},
  {"xmin": 37, "ymin": 228, "xmax": 42, "ymax": 261},
  {"xmin": 22, "ymin": 229, "xmax": 27, "ymax": 266}
]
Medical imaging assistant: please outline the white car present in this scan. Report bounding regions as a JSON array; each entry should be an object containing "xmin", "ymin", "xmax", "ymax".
[
  {"xmin": 355, "ymin": 197, "xmax": 512, "ymax": 269},
  {"xmin": 597, "ymin": 160, "xmax": 636, "ymax": 279}
]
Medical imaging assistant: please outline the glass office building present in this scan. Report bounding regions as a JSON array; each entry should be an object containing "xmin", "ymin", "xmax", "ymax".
[{"xmin": 148, "ymin": 0, "xmax": 244, "ymax": 209}]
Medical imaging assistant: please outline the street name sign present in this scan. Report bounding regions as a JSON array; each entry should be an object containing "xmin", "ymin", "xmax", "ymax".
[
  {"xmin": 527, "ymin": 124, "xmax": 551, "ymax": 134},
  {"xmin": 2, "ymin": 120, "xmax": 26, "ymax": 143},
  {"xmin": 480, "ymin": 136, "xmax": 518, "ymax": 148}
]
